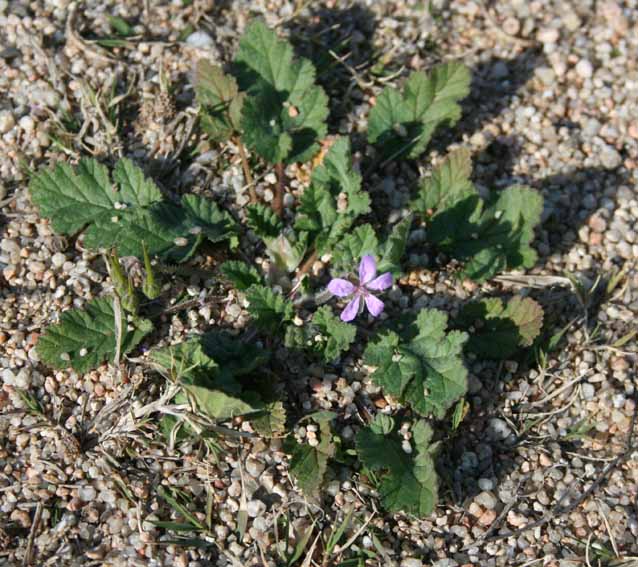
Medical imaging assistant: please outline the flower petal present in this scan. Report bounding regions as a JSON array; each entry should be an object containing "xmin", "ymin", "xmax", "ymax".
[
  {"xmin": 359, "ymin": 255, "xmax": 377, "ymax": 285},
  {"xmin": 340, "ymin": 295, "xmax": 361, "ymax": 322},
  {"xmin": 366, "ymin": 272, "xmax": 393, "ymax": 291},
  {"xmin": 327, "ymin": 278, "xmax": 355, "ymax": 297},
  {"xmin": 364, "ymin": 293, "xmax": 384, "ymax": 317}
]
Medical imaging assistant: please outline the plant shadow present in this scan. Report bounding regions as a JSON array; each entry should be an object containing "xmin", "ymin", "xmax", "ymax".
[{"xmin": 283, "ymin": 3, "xmax": 378, "ymax": 124}]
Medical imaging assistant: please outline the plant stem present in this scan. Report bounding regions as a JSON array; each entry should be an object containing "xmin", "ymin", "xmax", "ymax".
[
  {"xmin": 235, "ymin": 137, "xmax": 256, "ymax": 204},
  {"xmin": 297, "ymin": 249, "xmax": 318, "ymax": 278},
  {"xmin": 273, "ymin": 162, "xmax": 285, "ymax": 217}
]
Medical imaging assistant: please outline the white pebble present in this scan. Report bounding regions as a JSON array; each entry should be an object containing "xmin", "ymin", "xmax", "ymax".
[
  {"xmin": 575, "ymin": 59, "xmax": 593, "ymax": 79},
  {"xmin": 186, "ymin": 31, "xmax": 213, "ymax": 48},
  {"xmin": 0, "ymin": 111, "xmax": 15, "ymax": 134}
]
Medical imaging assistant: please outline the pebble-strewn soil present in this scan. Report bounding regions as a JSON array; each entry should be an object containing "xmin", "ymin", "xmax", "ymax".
[{"xmin": 1, "ymin": 1, "xmax": 637, "ymax": 566}]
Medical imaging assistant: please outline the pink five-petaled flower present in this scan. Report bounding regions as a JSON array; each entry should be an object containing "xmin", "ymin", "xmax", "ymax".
[{"xmin": 327, "ymin": 255, "xmax": 393, "ymax": 322}]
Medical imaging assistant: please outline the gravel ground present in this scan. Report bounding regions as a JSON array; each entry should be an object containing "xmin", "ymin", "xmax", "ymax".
[{"xmin": 1, "ymin": 0, "xmax": 638, "ymax": 566}]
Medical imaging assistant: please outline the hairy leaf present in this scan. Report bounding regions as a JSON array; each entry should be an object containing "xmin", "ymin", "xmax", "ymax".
[
  {"xmin": 220, "ymin": 260, "xmax": 263, "ymax": 291},
  {"xmin": 152, "ymin": 332, "xmax": 272, "ymax": 422},
  {"xmin": 264, "ymin": 231, "xmax": 308, "ymax": 273},
  {"xmin": 235, "ymin": 21, "xmax": 329, "ymax": 164},
  {"xmin": 112, "ymin": 158, "xmax": 163, "ymax": 207},
  {"xmin": 414, "ymin": 148, "xmax": 475, "ymax": 213},
  {"xmin": 331, "ymin": 224, "xmax": 379, "ymax": 274},
  {"xmin": 30, "ymin": 158, "xmax": 236, "ymax": 261},
  {"xmin": 251, "ymin": 400, "xmax": 287, "ymax": 438},
  {"xmin": 367, "ymin": 63, "xmax": 470, "ymax": 160},
  {"xmin": 458, "ymin": 296, "xmax": 544, "ymax": 359},
  {"xmin": 246, "ymin": 203, "xmax": 283, "ymax": 239},
  {"xmin": 83, "ymin": 203, "xmax": 202, "ymax": 262},
  {"xmin": 30, "ymin": 158, "xmax": 127, "ymax": 235},
  {"xmin": 184, "ymin": 384, "xmax": 257, "ymax": 420},
  {"xmin": 287, "ymin": 414, "xmax": 335, "ymax": 496},
  {"xmin": 181, "ymin": 194, "xmax": 238, "ymax": 246},
  {"xmin": 195, "ymin": 60, "xmax": 244, "ymax": 142},
  {"xmin": 285, "ymin": 306, "xmax": 356, "ymax": 362},
  {"xmin": 37, "ymin": 297, "xmax": 152, "ymax": 373},
  {"xmin": 378, "ymin": 214, "xmax": 412, "ymax": 275},
  {"xmin": 245, "ymin": 285, "xmax": 294, "ymax": 332},
  {"xmin": 364, "ymin": 308, "xmax": 468, "ymax": 418},
  {"xmin": 421, "ymin": 152, "xmax": 544, "ymax": 281},
  {"xmin": 296, "ymin": 137, "xmax": 370, "ymax": 254},
  {"xmin": 356, "ymin": 416, "xmax": 438, "ymax": 516}
]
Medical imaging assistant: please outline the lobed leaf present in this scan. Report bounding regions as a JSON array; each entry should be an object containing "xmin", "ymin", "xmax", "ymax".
[
  {"xmin": 181, "ymin": 194, "xmax": 238, "ymax": 247},
  {"xmin": 30, "ymin": 158, "xmax": 237, "ymax": 261},
  {"xmin": 364, "ymin": 308, "xmax": 468, "ymax": 418},
  {"xmin": 457, "ymin": 296, "xmax": 544, "ymax": 359},
  {"xmin": 285, "ymin": 306, "xmax": 356, "ymax": 362},
  {"xmin": 37, "ymin": 297, "xmax": 152, "ymax": 373},
  {"xmin": 234, "ymin": 21, "xmax": 329, "ymax": 165},
  {"xmin": 367, "ymin": 62, "xmax": 470, "ymax": 160},
  {"xmin": 331, "ymin": 224, "xmax": 379, "ymax": 274},
  {"xmin": 417, "ymin": 150, "xmax": 543, "ymax": 282},
  {"xmin": 378, "ymin": 214, "xmax": 412, "ymax": 275},
  {"xmin": 246, "ymin": 203, "xmax": 283, "ymax": 240},
  {"xmin": 245, "ymin": 285, "xmax": 294, "ymax": 333},
  {"xmin": 220, "ymin": 260, "xmax": 263, "ymax": 291},
  {"xmin": 296, "ymin": 137, "xmax": 370, "ymax": 255},
  {"xmin": 356, "ymin": 416, "xmax": 438, "ymax": 516},
  {"xmin": 195, "ymin": 60, "xmax": 244, "ymax": 142},
  {"xmin": 287, "ymin": 414, "xmax": 336, "ymax": 497}
]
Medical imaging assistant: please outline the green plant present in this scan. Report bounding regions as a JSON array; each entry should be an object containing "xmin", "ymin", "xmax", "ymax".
[{"xmin": 29, "ymin": 20, "xmax": 547, "ymax": 523}]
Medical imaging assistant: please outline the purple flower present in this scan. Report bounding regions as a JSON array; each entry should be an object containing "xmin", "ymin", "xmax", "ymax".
[{"xmin": 327, "ymin": 255, "xmax": 393, "ymax": 322}]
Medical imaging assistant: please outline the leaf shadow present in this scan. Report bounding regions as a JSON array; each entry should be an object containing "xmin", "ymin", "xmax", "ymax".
[{"xmin": 283, "ymin": 2, "xmax": 378, "ymax": 123}]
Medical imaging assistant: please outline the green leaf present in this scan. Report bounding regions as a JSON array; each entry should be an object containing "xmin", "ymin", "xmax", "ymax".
[
  {"xmin": 199, "ymin": 331, "xmax": 269, "ymax": 377},
  {"xmin": 285, "ymin": 306, "xmax": 356, "ymax": 362},
  {"xmin": 245, "ymin": 285, "xmax": 294, "ymax": 332},
  {"xmin": 364, "ymin": 308, "xmax": 468, "ymax": 418},
  {"xmin": 311, "ymin": 307, "xmax": 357, "ymax": 361},
  {"xmin": 251, "ymin": 400, "xmax": 286, "ymax": 437},
  {"xmin": 37, "ymin": 297, "xmax": 152, "ymax": 373},
  {"xmin": 505, "ymin": 296, "xmax": 544, "ymax": 346},
  {"xmin": 414, "ymin": 148, "xmax": 475, "ymax": 213},
  {"xmin": 367, "ymin": 63, "xmax": 470, "ymax": 160},
  {"xmin": 378, "ymin": 214, "xmax": 412, "ymax": 275},
  {"xmin": 296, "ymin": 137, "xmax": 370, "ymax": 254},
  {"xmin": 421, "ymin": 153, "xmax": 544, "ymax": 281},
  {"xmin": 184, "ymin": 384, "xmax": 257, "ymax": 420},
  {"xmin": 83, "ymin": 203, "xmax": 201, "ymax": 262},
  {"xmin": 287, "ymin": 415, "xmax": 335, "ymax": 496},
  {"xmin": 112, "ymin": 158, "xmax": 163, "ymax": 207},
  {"xmin": 264, "ymin": 231, "xmax": 308, "ymax": 273},
  {"xmin": 356, "ymin": 418, "xmax": 438, "ymax": 516},
  {"xmin": 151, "ymin": 339, "xmax": 222, "ymax": 383},
  {"xmin": 29, "ymin": 158, "xmax": 234, "ymax": 262},
  {"xmin": 181, "ymin": 194, "xmax": 238, "ymax": 246},
  {"xmin": 108, "ymin": 15, "xmax": 135, "ymax": 37},
  {"xmin": 30, "ymin": 158, "xmax": 120, "ymax": 235},
  {"xmin": 151, "ymin": 332, "xmax": 273, "ymax": 422},
  {"xmin": 195, "ymin": 61, "xmax": 244, "ymax": 142},
  {"xmin": 459, "ymin": 186, "xmax": 543, "ymax": 281},
  {"xmin": 311, "ymin": 137, "xmax": 369, "ymax": 218},
  {"xmin": 457, "ymin": 296, "xmax": 544, "ymax": 359},
  {"xmin": 246, "ymin": 203, "xmax": 283, "ymax": 240},
  {"xmin": 220, "ymin": 260, "xmax": 263, "ymax": 291},
  {"xmin": 235, "ymin": 20, "xmax": 329, "ymax": 164},
  {"xmin": 331, "ymin": 224, "xmax": 379, "ymax": 274}
]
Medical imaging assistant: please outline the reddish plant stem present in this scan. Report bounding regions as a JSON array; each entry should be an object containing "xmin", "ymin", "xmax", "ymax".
[
  {"xmin": 273, "ymin": 162, "xmax": 285, "ymax": 217},
  {"xmin": 297, "ymin": 249, "xmax": 318, "ymax": 279}
]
